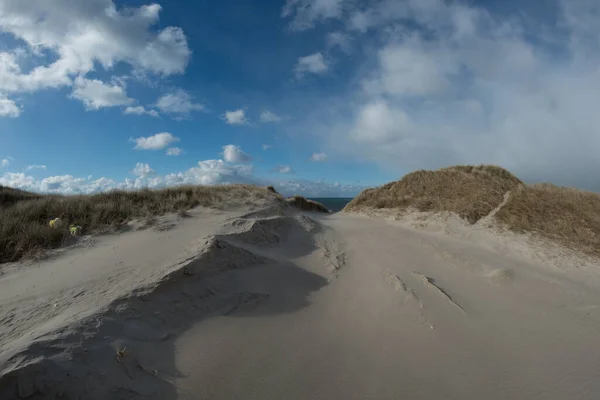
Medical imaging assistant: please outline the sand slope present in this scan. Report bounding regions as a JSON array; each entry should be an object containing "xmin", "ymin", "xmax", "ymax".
[{"xmin": 2, "ymin": 204, "xmax": 600, "ymax": 399}]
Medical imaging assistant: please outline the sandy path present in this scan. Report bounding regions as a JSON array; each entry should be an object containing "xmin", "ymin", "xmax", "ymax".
[
  {"xmin": 175, "ymin": 212, "xmax": 600, "ymax": 400},
  {"xmin": 2, "ymin": 207, "xmax": 600, "ymax": 399}
]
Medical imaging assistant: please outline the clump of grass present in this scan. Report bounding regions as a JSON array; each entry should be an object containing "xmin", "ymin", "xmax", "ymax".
[
  {"xmin": 0, "ymin": 184, "xmax": 279, "ymax": 263},
  {"xmin": 344, "ymin": 165, "xmax": 522, "ymax": 223}
]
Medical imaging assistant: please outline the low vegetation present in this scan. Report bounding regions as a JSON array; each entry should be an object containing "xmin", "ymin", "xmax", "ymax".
[
  {"xmin": 0, "ymin": 186, "xmax": 44, "ymax": 207},
  {"xmin": 345, "ymin": 165, "xmax": 600, "ymax": 258},
  {"xmin": 0, "ymin": 185, "xmax": 279, "ymax": 263},
  {"xmin": 495, "ymin": 184, "xmax": 600, "ymax": 257},
  {"xmin": 345, "ymin": 165, "xmax": 522, "ymax": 223}
]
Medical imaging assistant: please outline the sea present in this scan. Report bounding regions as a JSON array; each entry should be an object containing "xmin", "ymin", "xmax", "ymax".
[{"xmin": 309, "ymin": 198, "xmax": 354, "ymax": 213}]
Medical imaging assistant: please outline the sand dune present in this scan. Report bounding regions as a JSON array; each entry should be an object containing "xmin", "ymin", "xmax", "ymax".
[{"xmin": 2, "ymin": 201, "xmax": 600, "ymax": 399}]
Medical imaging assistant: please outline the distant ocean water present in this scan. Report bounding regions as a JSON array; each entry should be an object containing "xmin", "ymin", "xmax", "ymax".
[{"xmin": 309, "ymin": 198, "xmax": 354, "ymax": 212}]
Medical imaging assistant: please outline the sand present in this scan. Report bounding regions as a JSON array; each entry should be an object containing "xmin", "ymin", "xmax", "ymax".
[{"xmin": 2, "ymin": 200, "xmax": 600, "ymax": 399}]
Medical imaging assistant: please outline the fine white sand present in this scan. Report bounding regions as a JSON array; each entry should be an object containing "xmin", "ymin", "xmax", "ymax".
[{"xmin": 2, "ymin": 201, "xmax": 600, "ymax": 399}]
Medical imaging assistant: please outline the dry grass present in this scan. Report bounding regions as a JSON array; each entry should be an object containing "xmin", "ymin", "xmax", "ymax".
[
  {"xmin": 0, "ymin": 184, "xmax": 279, "ymax": 264},
  {"xmin": 344, "ymin": 165, "xmax": 522, "ymax": 223},
  {"xmin": 0, "ymin": 185, "xmax": 44, "ymax": 207},
  {"xmin": 345, "ymin": 165, "xmax": 600, "ymax": 258},
  {"xmin": 285, "ymin": 196, "xmax": 330, "ymax": 213},
  {"xmin": 495, "ymin": 184, "xmax": 600, "ymax": 257}
]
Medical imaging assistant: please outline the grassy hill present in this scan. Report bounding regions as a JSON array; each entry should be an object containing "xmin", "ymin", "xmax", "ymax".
[{"xmin": 345, "ymin": 165, "xmax": 600, "ymax": 258}]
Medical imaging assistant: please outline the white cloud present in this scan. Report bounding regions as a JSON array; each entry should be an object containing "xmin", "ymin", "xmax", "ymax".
[
  {"xmin": 295, "ymin": 52, "xmax": 329, "ymax": 78},
  {"xmin": 0, "ymin": 172, "xmax": 36, "ymax": 190},
  {"xmin": 260, "ymin": 110, "xmax": 283, "ymax": 123},
  {"xmin": 282, "ymin": 0, "xmax": 345, "ymax": 31},
  {"xmin": 363, "ymin": 36, "xmax": 458, "ymax": 98},
  {"xmin": 166, "ymin": 147, "xmax": 183, "ymax": 156},
  {"xmin": 25, "ymin": 164, "xmax": 47, "ymax": 171},
  {"xmin": 0, "ymin": 0, "xmax": 190, "ymax": 99},
  {"xmin": 40, "ymin": 175, "xmax": 88, "ymax": 194},
  {"xmin": 132, "ymin": 132, "xmax": 180, "ymax": 150},
  {"xmin": 310, "ymin": 152, "xmax": 327, "ymax": 162},
  {"xmin": 71, "ymin": 77, "xmax": 133, "ymax": 110},
  {"xmin": 0, "ymin": 94, "xmax": 20, "ymax": 117},
  {"xmin": 155, "ymin": 89, "xmax": 203, "ymax": 115},
  {"xmin": 132, "ymin": 162, "xmax": 155, "ymax": 178},
  {"xmin": 222, "ymin": 145, "xmax": 252, "ymax": 163},
  {"xmin": 351, "ymin": 100, "xmax": 412, "ymax": 145},
  {"xmin": 124, "ymin": 106, "xmax": 159, "ymax": 117},
  {"xmin": 274, "ymin": 165, "xmax": 294, "ymax": 174},
  {"xmin": 222, "ymin": 109, "xmax": 249, "ymax": 125},
  {"xmin": 262, "ymin": 144, "xmax": 273, "ymax": 150},
  {"xmin": 1, "ymin": 158, "xmax": 11, "ymax": 168},
  {"xmin": 326, "ymin": 31, "xmax": 352, "ymax": 53}
]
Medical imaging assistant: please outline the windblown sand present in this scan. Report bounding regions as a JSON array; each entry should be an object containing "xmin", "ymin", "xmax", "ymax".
[{"xmin": 2, "ymin": 200, "xmax": 600, "ymax": 399}]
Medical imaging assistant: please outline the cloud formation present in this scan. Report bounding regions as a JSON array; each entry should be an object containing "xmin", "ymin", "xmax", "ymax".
[
  {"xmin": 25, "ymin": 165, "xmax": 47, "ymax": 171},
  {"xmin": 132, "ymin": 162, "xmax": 155, "ymax": 178},
  {"xmin": 166, "ymin": 147, "xmax": 183, "ymax": 156},
  {"xmin": 71, "ymin": 77, "xmax": 133, "ymax": 110},
  {"xmin": 273, "ymin": 165, "xmax": 294, "ymax": 174},
  {"xmin": 260, "ymin": 110, "xmax": 283, "ymax": 123},
  {"xmin": 310, "ymin": 152, "xmax": 327, "ymax": 162},
  {"xmin": 222, "ymin": 145, "xmax": 252, "ymax": 163},
  {"xmin": 155, "ymin": 89, "xmax": 203, "ymax": 115},
  {"xmin": 222, "ymin": 109, "xmax": 249, "ymax": 125},
  {"xmin": 0, "ymin": 0, "xmax": 191, "ymax": 116},
  {"xmin": 124, "ymin": 106, "xmax": 159, "ymax": 117},
  {"xmin": 132, "ymin": 132, "xmax": 180, "ymax": 150},
  {"xmin": 295, "ymin": 53, "xmax": 329, "ymax": 77},
  {"xmin": 282, "ymin": 0, "xmax": 345, "ymax": 31},
  {"xmin": 0, "ymin": 95, "xmax": 20, "ymax": 117}
]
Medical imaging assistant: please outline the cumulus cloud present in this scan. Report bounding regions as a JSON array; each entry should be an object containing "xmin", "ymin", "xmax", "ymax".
[
  {"xmin": 0, "ymin": 95, "xmax": 20, "ymax": 117},
  {"xmin": 25, "ymin": 164, "xmax": 47, "ymax": 171},
  {"xmin": 155, "ymin": 89, "xmax": 203, "ymax": 115},
  {"xmin": 1, "ymin": 158, "xmax": 11, "ymax": 168},
  {"xmin": 132, "ymin": 162, "xmax": 155, "ymax": 178},
  {"xmin": 132, "ymin": 132, "xmax": 180, "ymax": 150},
  {"xmin": 124, "ymin": 106, "xmax": 159, "ymax": 117},
  {"xmin": 295, "ymin": 53, "xmax": 329, "ymax": 78},
  {"xmin": 310, "ymin": 152, "xmax": 327, "ymax": 162},
  {"xmin": 222, "ymin": 145, "xmax": 252, "ymax": 163},
  {"xmin": 260, "ymin": 110, "xmax": 283, "ymax": 123},
  {"xmin": 70, "ymin": 77, "xmax": 133, "ymax": 110},
  {"xmin": 166, "ymin": 147, "xmax": 183, "ymax": 156},
  {"xmin": 284, "ymin": 0, "xmax": 600, "ymax": 191},
  {"xmin": 0, "ymin": 0, "xmax": 190, "ymax": 106},
  {"xmin": 222, "ymin": 109, "xmax": 249, "ymax": 125}
]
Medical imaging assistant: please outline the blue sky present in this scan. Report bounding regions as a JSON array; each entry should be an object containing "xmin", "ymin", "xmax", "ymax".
[{"xmin": 0, "ymin": 0, "xmax": 599, "ymax": 196}]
